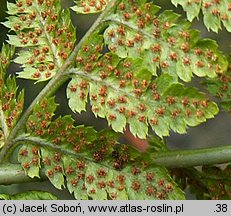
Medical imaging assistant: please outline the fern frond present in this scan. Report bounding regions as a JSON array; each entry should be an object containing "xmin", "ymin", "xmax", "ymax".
[
  {"xmin": 171, "ymin": 0, "xmax": 231, "ymax": 33},
  {"xmin": 71, "ymin": 0, "xmax": 109, "ymax": 14},
  {"xmin": 0, "ymin": 44, "xmax": 24, "ymax": 146},
  {"xmin": 16, "ymin": 97, "xmax": 184, "ymax": 200},
  {"xmin": 102, "ymin": 1, "xmax": 227, "ymax": 82},
  {"xmin": 3, "ymin": 0, "xmax": 76, "ymax": 82},
  {"xmin": 207, "ymin": 55, "xmax": 231, "ymax": 112}
]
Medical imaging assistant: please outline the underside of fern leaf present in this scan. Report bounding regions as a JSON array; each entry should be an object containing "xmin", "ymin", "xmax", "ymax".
[
  {"xmin": 0, "ymin": 44, "xmax": 24, "ymax": 147},
  {"xmin": 2, "ymin": 0, "xmax": 225, "ymax": 139},
  {"xmin": 65, "ymin": 0, "xmax": 226, "ymax": 139},
  {"xmin": 67, "ymin": 31, "xmax": 219, "ymax": 138},
  {"xmin": 103, "ymin": 1, "xmax": 227, "ymax": 81},
  {"xmin": 1, "ymin": 0, "xmax": 230, "ymax": 201},
  {"xmin": 16, "ymin": 97, "xmax": 184, "ymax": 200},
  {"xmin": 64, "ymin": 1, "xmax": 227, "ymax": 138},
  {"xmin": 3, "ymin": 0, "xmax": 76, "ymax": 82},
  {"xmin": 171, "ymin": 0, "xmax": 231, "ymax": 33}
]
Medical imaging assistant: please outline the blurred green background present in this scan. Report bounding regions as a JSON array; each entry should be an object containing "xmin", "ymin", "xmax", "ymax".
[{"xmin": 0, "ymin": 0, "xmax": 231, "ymax": 199}]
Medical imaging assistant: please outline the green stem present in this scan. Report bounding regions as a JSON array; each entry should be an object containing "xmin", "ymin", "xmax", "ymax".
[
  {"xmin": 152, "ymin": 145, "xmax": 231, "ymax": 168},
  {"xmin": 0, "ymin": 163, "xmax": 46, "ymax": 185},
  {"xmin": 0, "ymin": 0, "xmax": 118, "ymax": 163}
]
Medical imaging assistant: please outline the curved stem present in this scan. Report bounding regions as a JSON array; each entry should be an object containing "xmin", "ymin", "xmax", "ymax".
[
  {"xmin": 152, "ymin": 145, "xmax": 231, "ymax": 168},
  {"xmin": 0, "ymin": 0, "xmax": 118, "ymax": 163}
]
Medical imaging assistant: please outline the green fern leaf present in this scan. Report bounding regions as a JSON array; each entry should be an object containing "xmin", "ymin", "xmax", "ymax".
[
  {"xmin": 207, "ymin": 55, "xmax": 231, "ymax": 112},
  {"xmin": 71, "ymin": 0, "xmax": 109, "ymax": 14},
  {"xmin": 0, "ymin": 44, "xmax": 24, "ymax": 148},
  {"xmin": 3, "ymin": 0, "xmax": 76, "ymax": 82},
  {"xmin": 171, "ymin": 0, "xmax": 231, "ymax": 33},
  {"xmin": 17, "ymin": 97, "xmax": 184, "ymax": 200},
  {"xmin": 103, "ymin": 1, "xmax": 227, "ymax": 81},
  {"xmin": 0, "ymin": 191, "xmax": 58, "ymax": 200},
  {"xmin": 67, "ymin": 32, "xmax": 218, "ymax": 138}
]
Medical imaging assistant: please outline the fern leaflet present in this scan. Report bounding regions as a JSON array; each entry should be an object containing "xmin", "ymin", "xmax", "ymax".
[
  {"xmin": 3, "ymin": 0, "xmax": 76, "ymax": 82},
  {"xmin": 0, "ymin": 44, "xmax": 24, "ymax": 147},
  {"xmin": 207, "ymin": 55, "xmax": 231, "ymax": 112},
  {"xmin": 16, "ymin": 97, "xmax": 184, "ymax": 200},
  {"xmin": 67, "ymin": 33, "xmax": 219, "ymax": 138},
  {"xmin": 103, "ymin": 0, "xmax": 227, "ymax": 82},
  {"xmin": 171, "ymin": 0, "xmax": 231, "ymax": 33}
]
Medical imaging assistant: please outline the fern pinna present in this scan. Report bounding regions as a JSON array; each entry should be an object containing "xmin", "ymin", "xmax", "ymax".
[{"xmin": 0, "ymin": 0, "xmax": 230, "ymax": 200}]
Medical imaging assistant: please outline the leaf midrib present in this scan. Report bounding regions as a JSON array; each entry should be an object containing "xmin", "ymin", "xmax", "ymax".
[{"xmin": 33, "ymin": 3, "xmax": 61, "ymax": 68}]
